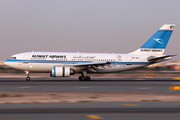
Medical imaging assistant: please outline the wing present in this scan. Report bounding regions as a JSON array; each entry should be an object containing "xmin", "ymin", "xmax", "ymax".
[
  {"xmin": 147, "ymin": 54, "xmax": 176, "ymax": 62},
  {"xmin": 62, "ymin": 61, "xmax": 111, "ymax": 73}
]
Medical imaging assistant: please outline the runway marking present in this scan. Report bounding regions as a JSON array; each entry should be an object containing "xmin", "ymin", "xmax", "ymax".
[
  {"xmin": 77, "ymin": 87, "xmax": 91, "ymax": 89},
  {"xmin": 134, "ymin": 79, "xmax": 145, "ymax": 80},
  {"xmin": 145, "ymin": 76, "xmax": 154, "ymax": 78},
  {"xmin": 122, "ymin": 104, "xmax": 140, "ymax": 106},
  {"xmin": 169, "ymin": 86, "xmax": 180, "ymax": 90},
  {"xmin": 138, "ymin": 87, "xmax": 150, "ymax": 89},
  {"xmin": 173, "ymin": 77, "xmax": 180, "ymax": 80},
  {"xmin": 172, "ymin": 82, "xmax": 180, "ymax": 84},
  {"xmin": 86, "ymin": 115, "xmax": 102, "ymax": 119},
  {"xmin": 17, "ymin": 86, "xmax": 31, "ymax": 88}
]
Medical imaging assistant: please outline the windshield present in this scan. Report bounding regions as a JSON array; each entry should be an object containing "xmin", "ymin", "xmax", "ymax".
[{"xmin": 9, "ymin": 57, "xmax": 16, "ymax": 59}]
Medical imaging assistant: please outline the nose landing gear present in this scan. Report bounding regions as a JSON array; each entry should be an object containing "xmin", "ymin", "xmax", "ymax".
[
  {"xmin": 25, "ymin": 71, "xmax": 31, "ymax": 81},
  {"xmin": 26, "ymin": 77, "xmax": 31, "ymax": 81}
]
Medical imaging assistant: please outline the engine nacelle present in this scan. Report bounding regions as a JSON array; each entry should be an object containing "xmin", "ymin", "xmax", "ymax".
[{"xmin": 50, "ymin": 67, "xmax": 73, "ymax": 77}]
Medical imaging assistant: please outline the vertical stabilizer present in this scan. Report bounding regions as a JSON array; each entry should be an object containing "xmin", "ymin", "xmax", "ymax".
[{"xmin": 129, "ymin": 24, "xmax": 175, "ymax": 55}]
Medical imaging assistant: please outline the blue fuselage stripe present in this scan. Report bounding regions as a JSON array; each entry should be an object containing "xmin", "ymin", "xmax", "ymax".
[{"xmin": 4, "ymin": 59, "xmax": 153, "ymax": 65}]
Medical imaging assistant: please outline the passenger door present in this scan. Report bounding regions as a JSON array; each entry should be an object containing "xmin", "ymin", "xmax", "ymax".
[
  {"xmin": 23, "ymin": 54, "xmax": 29, "ymax": 64},
  {"xmin": 126, "ymin": 56, "xmax": 132, "ymax": 65}
]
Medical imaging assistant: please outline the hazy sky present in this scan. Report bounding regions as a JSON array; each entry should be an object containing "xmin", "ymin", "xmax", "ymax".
[{"xmin": 0, "ymin": 0, "xmax": 180, "ymax": 61}]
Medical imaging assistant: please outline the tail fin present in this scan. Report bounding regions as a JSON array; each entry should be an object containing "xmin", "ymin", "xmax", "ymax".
[{"xmin": 129, "ymin": 24, "xmax": 175, "ymax": 55}]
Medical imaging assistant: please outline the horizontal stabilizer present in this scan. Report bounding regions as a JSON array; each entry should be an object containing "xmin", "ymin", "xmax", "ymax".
[{"xmin": 147, "ymin": 54, "xmax": 176, "ymax": 62}]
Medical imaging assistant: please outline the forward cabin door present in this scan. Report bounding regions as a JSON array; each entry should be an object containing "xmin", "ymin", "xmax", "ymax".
[
  {"xmin": 23, "ymin": 54, "xmax": 29, "ymax": 64},
  {"xmin": 23, "ymin": 54, "xmax": 31, "ymax": 70}
]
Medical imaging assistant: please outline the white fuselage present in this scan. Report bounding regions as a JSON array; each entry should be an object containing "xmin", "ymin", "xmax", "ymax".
[
  {"xmin": 4, "ymin": 52, "xmax": 154, "ymax": 73},
  {"xmin": 3, "ymin": 24, "xmax": 175, "ymax": 81}
]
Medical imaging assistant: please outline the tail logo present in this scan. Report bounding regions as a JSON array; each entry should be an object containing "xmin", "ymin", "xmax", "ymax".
[{"xmin": 153, "ymin": 38, "xmax": 164, "ymax": 44}]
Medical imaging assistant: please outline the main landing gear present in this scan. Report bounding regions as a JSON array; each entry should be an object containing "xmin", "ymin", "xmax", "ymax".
[
  {"xmin": 78, "ymin": 71, "xmax": 91, "ymax": 81},
  {"xmin": 25, "ymin": 71, "xmax": 31, "ymax": 81},
  {"xmin": 79, "ymin": 76, "xmax": 91, "ymax": 81}
]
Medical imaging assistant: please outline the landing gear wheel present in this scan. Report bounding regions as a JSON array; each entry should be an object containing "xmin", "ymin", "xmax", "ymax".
[
  {"xmin": 79, "ymin": 76, "xmax": 83, "ymax": 81},
  {"xmin": 79, "ymin": 76, "xmax": 91, "ymax": 81},
  {"xmin": 26, "ymin": 77, "xmax": 31, "ymax": 81},
  {"xmin": 86, "ymin": 76, "xmax": 91, "ymax": 81},
  {"xmin": 79, "ymin": 76, "xmax": 86, "ymax": 81}
]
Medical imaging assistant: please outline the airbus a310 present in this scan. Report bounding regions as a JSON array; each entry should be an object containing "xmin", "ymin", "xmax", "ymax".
[{"xmin": 4, "ymin": 24, "xmax": 176, "ymax": 81}]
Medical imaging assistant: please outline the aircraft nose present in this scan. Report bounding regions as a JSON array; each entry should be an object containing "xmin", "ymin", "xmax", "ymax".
[
  {"xmin": 4, "ymin": 59, "xmax": 17, "ymax": 68},
  {"xmin": 4, "ymin": 59, "xmax": 9, "ymax": 66}
]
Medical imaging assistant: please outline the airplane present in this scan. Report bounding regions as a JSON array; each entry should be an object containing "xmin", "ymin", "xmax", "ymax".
[{"xmin": 4, "ymin": 24, "xmax": 176, "ymax": 81}]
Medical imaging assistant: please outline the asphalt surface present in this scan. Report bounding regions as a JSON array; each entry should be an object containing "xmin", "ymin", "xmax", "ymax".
[
  {"xmin": 0, "ymin": 78, "xmax": 180, "ymax": 93},
  {"xmin": 0, "ymin": 78, "xmax": 180, "ymax": 119},
  {"xmin": 1, "ymin": 102, "xmax": 180, "ymax": 120},
  {"xmin": 1, "ymin": 112, "xmax": 180, "ymax": 120}
]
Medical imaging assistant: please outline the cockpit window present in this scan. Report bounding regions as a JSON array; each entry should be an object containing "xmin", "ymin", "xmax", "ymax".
[{"xmin": 9, "ymin": 57, "xmax": 16, "ymax": 59}]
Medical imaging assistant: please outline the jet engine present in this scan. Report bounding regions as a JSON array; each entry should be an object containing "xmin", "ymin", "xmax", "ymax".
[{"xmin": 50, "ymin": 67, "xmax": 74, "ymax": 77}]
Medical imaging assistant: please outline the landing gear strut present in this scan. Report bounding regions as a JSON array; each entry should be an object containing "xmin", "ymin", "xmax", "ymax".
[
  {"xmin": 25, "ymin": 71, "xmax": 31, "ymax": 81},
  {"xmin": 78, "ymin": 71, "xmax": 91, "ymax": 81}
]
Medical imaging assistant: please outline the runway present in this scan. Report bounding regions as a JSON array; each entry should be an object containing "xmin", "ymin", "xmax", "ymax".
[
  {"xmin": 0, "ymin": 78, "xmax": 180, "ymax": 93},
  {"xmin": 0, "ymin": 78, "xmax": 180, "ymax": 119},
  {"xmin": 1, "ymin": 102, "xmax": 180, "ymax": 120}
]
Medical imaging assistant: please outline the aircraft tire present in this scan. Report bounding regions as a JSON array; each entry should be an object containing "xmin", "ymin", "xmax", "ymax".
[
  {"xmin": 26, "ymin": 77, "xmax": 30, "ymax": 81},
  {"xmin": 86, "ymin": 76, "xmax": 91, "ymax": 81},
  {"xmin": 79, "ymin": 76, "xmax": 83, "ymax": 81}
]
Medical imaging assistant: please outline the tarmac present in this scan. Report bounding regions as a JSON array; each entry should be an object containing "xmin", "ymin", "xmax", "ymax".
[
  {"xmin": 1, "ymin": 102, "xmax": 180, "ymax": 120},
  {"xmin": 0, "ymin": 76, "xmax": 180, "ymax": 119}
]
